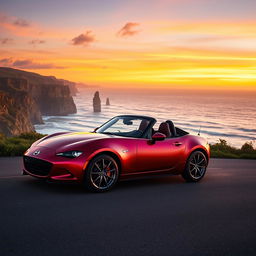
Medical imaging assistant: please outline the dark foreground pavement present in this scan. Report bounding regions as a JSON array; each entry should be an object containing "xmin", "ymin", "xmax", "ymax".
[{"xmin": 0, "ymin": 158, "xmax": 256, "ymax": 256}]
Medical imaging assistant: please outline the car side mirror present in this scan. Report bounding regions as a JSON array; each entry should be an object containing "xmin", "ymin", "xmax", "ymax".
[{"xmin": 152, "ymin": 132, "xmax": 166, "ymax": 142}]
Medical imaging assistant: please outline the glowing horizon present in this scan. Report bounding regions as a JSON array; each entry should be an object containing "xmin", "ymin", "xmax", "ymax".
[{"xmin": 1, "ymin": 0, "xmax": 256, "ymax": 91}]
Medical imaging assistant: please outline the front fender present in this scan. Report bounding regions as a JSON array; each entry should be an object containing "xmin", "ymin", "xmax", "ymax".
[
  {"xmin": 80, "ymin": 138, "xmax": 137, "ymax": 174},
  {"xmin": 82, "ymin": 147, "xmax": 122, "ymax": 170}
]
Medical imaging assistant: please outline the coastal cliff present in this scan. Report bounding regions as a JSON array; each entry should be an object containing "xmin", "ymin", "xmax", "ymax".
[
  {"xmin": 0, "ymin": 68, "xmax": 77, "ymax": 136},
  {"xmin": 0, "ymin": 90, "xmax": 36, "ymax": 136},
  {"xmin": 59, "ymin": 79, "xmax": 78, "ymax": 96}
]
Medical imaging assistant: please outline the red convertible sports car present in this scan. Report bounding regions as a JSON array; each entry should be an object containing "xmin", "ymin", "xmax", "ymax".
[{"xmin": 23, "ymin": 115, "xmax": 210, "ymax": 192}]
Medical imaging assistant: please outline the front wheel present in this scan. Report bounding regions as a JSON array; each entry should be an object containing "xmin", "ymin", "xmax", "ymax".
[
  {"xmin": 84, "ymin": 154, "xmax": 119, "ymax": 192},
  {"xmin": 182, "ymin": 150, "xmax": 208, "ymax": 182}
]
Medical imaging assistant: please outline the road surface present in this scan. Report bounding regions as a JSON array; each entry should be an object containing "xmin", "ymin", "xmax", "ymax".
[{"xmin": 0, "ymin": 157, "xmax": 256, "ymax": 256}]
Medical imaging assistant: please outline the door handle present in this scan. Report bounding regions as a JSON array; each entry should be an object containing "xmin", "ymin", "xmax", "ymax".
[{"xmin": 173, "ymin": 142, "xmax": 182, "ymax": 146}]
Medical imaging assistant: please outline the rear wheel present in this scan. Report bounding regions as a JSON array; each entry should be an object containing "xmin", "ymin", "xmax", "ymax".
[
  {"xmin": 182, "ymin": 150, "xmax": 207, "ymax": 182},
  {"xmin": 84, "ymin": 154, "xmax": 119, "ymax": 192}
]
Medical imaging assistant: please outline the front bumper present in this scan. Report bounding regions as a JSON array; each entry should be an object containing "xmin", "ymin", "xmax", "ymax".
[{"xmin": 23, "ymin": 146, "xmax": 86, "ymax": 182}]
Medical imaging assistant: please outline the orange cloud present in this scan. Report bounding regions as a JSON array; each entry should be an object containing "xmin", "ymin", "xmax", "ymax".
[
  {"xmin": 0, "ymin": 13, "xmax": 37, "ymax": 37},
  {"xmin": 0, "ymin": 38, "xmax": 13, "ymax": 44},
  {"xmin": 13, "ymin": 18, "xmax": 30, "ymax": 27},
  {"xmin": 29, "ymin": 39, "xmax": 46, "ymax": 46},
  {"xmin": 0, "ymin": 57, "xmax": 13, "ymax": 66},
  {"xmin": 117, "ymin": 22, "xmax": 140, "ymax": 37},
  {"xmin": 0, "ymin": 58, "xmax": 65, "ymax": 69},
  {"xmin": 71, "ymin": 31, "xmax": 95, "ymax": 46}
]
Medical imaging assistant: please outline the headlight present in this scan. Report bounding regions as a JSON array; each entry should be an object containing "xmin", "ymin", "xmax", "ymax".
[{"xmin": 56, "ymin": 151, "xmax": 83, "ymax": 158}]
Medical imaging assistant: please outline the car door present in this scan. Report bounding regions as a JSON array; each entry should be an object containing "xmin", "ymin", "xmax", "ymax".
[{"xmin": 136, "ymin": 137, "xmax": 185, "ymax": 172}]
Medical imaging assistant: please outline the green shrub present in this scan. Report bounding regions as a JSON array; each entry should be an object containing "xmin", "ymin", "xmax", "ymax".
[
  {"xmin": 0, "ymin": 132, "xmax": 46, "ymax": 156},
  {"xmin": 18, "ymin": 132, "xmax": 45, "ymax": 140},
  {"xmin": 241, "ymin": 142, "xmax": 254, "ymax": 153},
  {"xmin": 210, "ymin": 139, "xmax": 256, "ymax": 159},
  {"xmin": 211, "ymin": 150, "xmax": 239, "ymax": 159},
  {"xmin": 239, "ymin": 153, "xmax": 256, "ymax": 159}
]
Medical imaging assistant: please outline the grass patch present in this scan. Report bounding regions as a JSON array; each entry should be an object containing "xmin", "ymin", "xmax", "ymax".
[{"xmin": 0, "ymin": 132, "xmax": 45, "ymax": 156}]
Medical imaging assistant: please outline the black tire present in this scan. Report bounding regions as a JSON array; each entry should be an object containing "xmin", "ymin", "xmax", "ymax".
[
  {"xmin": 182, "ymin": 150, "xmax": 208, "ymax": 182},
  {"xmin": 84, "ymin": 154, "xmax": 119, "ymax": 192}
]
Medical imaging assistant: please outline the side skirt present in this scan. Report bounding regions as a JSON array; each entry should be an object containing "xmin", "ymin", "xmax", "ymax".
[{"xmin": 119, "ymin": 167, "xmax": 181, "ymax": 180}]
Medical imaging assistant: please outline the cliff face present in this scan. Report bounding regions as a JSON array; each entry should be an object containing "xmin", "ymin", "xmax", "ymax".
[
  {"xmin": 29, "ymin": 82, "xmax": 77, "ymax": 115},
  {"xmin": 0, "ymin": 68, "xmax": 78, "ymax": 97},
  {"xmin": 0, "ymin": 90, "xmax": 36, "ymax": 136},
  {"xmin": 0, "ymin": 68, "xmax": 77, "ymax": 115},
  {"xmin": 0, "ymin": 77, "xmax": 43, "ymax": 124},
  {"xmin": 0, "ymin": 68, "xmax": 78, "ymax": 136},
  {"xmin": 59, "ymin": 79, "xmax": 78, "ymax": 96}
]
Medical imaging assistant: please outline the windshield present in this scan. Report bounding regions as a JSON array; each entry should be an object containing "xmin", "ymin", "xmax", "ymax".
[{"xmin": 96, "ymin": 116, "xmax": 151, "ymax": 138}]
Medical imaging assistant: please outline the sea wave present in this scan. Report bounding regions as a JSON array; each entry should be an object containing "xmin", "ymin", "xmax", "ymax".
[{"xmin": 35, "ymin": 89, "xmax": 256, "ymax": 147}]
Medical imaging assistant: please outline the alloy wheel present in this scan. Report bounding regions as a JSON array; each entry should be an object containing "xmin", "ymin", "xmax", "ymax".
[
  {"xmin": 188, "ymin": 151, "xmax": 207, "ymax": 180},
  {"xmin": 90, "ymin": 157, "xmax": 118, "ymax": 190}
]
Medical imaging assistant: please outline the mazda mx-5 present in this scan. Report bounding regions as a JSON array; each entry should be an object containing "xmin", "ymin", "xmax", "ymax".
[{"xmin": 23, "ymin": 115, "xmax": 210, "ymax": 192}]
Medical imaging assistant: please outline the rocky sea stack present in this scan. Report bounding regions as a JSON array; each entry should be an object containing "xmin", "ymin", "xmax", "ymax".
[
  {"xmin": 0, "ymin": 67, "xmax": 77, "ymax": 136},
  {"xmin": 93, "ymin": 91, "xmax": 101, "ymax": 112}
]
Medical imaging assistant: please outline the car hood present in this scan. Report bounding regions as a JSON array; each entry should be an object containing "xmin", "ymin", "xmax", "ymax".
[{"xmin": 36, "ymin": 132, "xmax": 110, "ymax": 149}]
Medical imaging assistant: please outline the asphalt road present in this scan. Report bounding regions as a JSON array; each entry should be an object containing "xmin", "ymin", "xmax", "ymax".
[{"xmin": 0, "ymin": 157, "xmax": 256, "ymax": 256}]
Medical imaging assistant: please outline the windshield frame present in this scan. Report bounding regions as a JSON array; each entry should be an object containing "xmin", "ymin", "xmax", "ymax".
[{"xmin": 96, "ymin": 115, "xmax": 156, "ymax": 139}]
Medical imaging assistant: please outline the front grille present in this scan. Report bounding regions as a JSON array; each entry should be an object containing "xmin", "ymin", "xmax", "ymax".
[{"xmin": 23, "ymin": 156, "xmax": 53, "ymax": 176}]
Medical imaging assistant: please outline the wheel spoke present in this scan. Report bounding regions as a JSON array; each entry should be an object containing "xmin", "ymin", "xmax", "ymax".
[
  {"xmin": 94, "ymin": 176, "xmax": 101, "ymax": 182},
  {"xmin": 197, "ymin": 158, "xmax": 205, "ymax": 165},
  {"xmin": 98, "ymin": 176, "xmax": 103, "ymax": 187},
  {"xmin": 106, "ymin": 175, "xmax": 114, "ymax": 180},
  {"xmin": 190, "ymin": 166, "xmax": 196, "ymax": 175},
  {"xmin": 103, "ymin": 175, "xmax": 108, "ymax": 185},
  {"xmin": 190, "ymin": 166, "xmax": 196, "ymax": 171},
  {"xmin": 106, "ymin": 161, "xmax": 112, "ymax": 169},
  {"xmin": 196, "ymin": 167, "xmax": 201, "ymax": 177},
  {"xmin": 95, "ymin": 162, "xmax": 102, "ymax": 171},
  {"xmin": 91, "ymin": 171, "xmax": 101, "ymax": 175}
]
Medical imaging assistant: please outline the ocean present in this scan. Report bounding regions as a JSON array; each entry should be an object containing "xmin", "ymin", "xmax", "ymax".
[{"xmin": 35, "ymin": 88, "xmax": 256, "ymax": 148}]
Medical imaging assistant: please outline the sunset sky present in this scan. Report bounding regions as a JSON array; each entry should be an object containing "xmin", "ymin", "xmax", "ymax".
[{"xmin": 0, "ymin": 0, "xmax": 256, "ymax": 90}]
